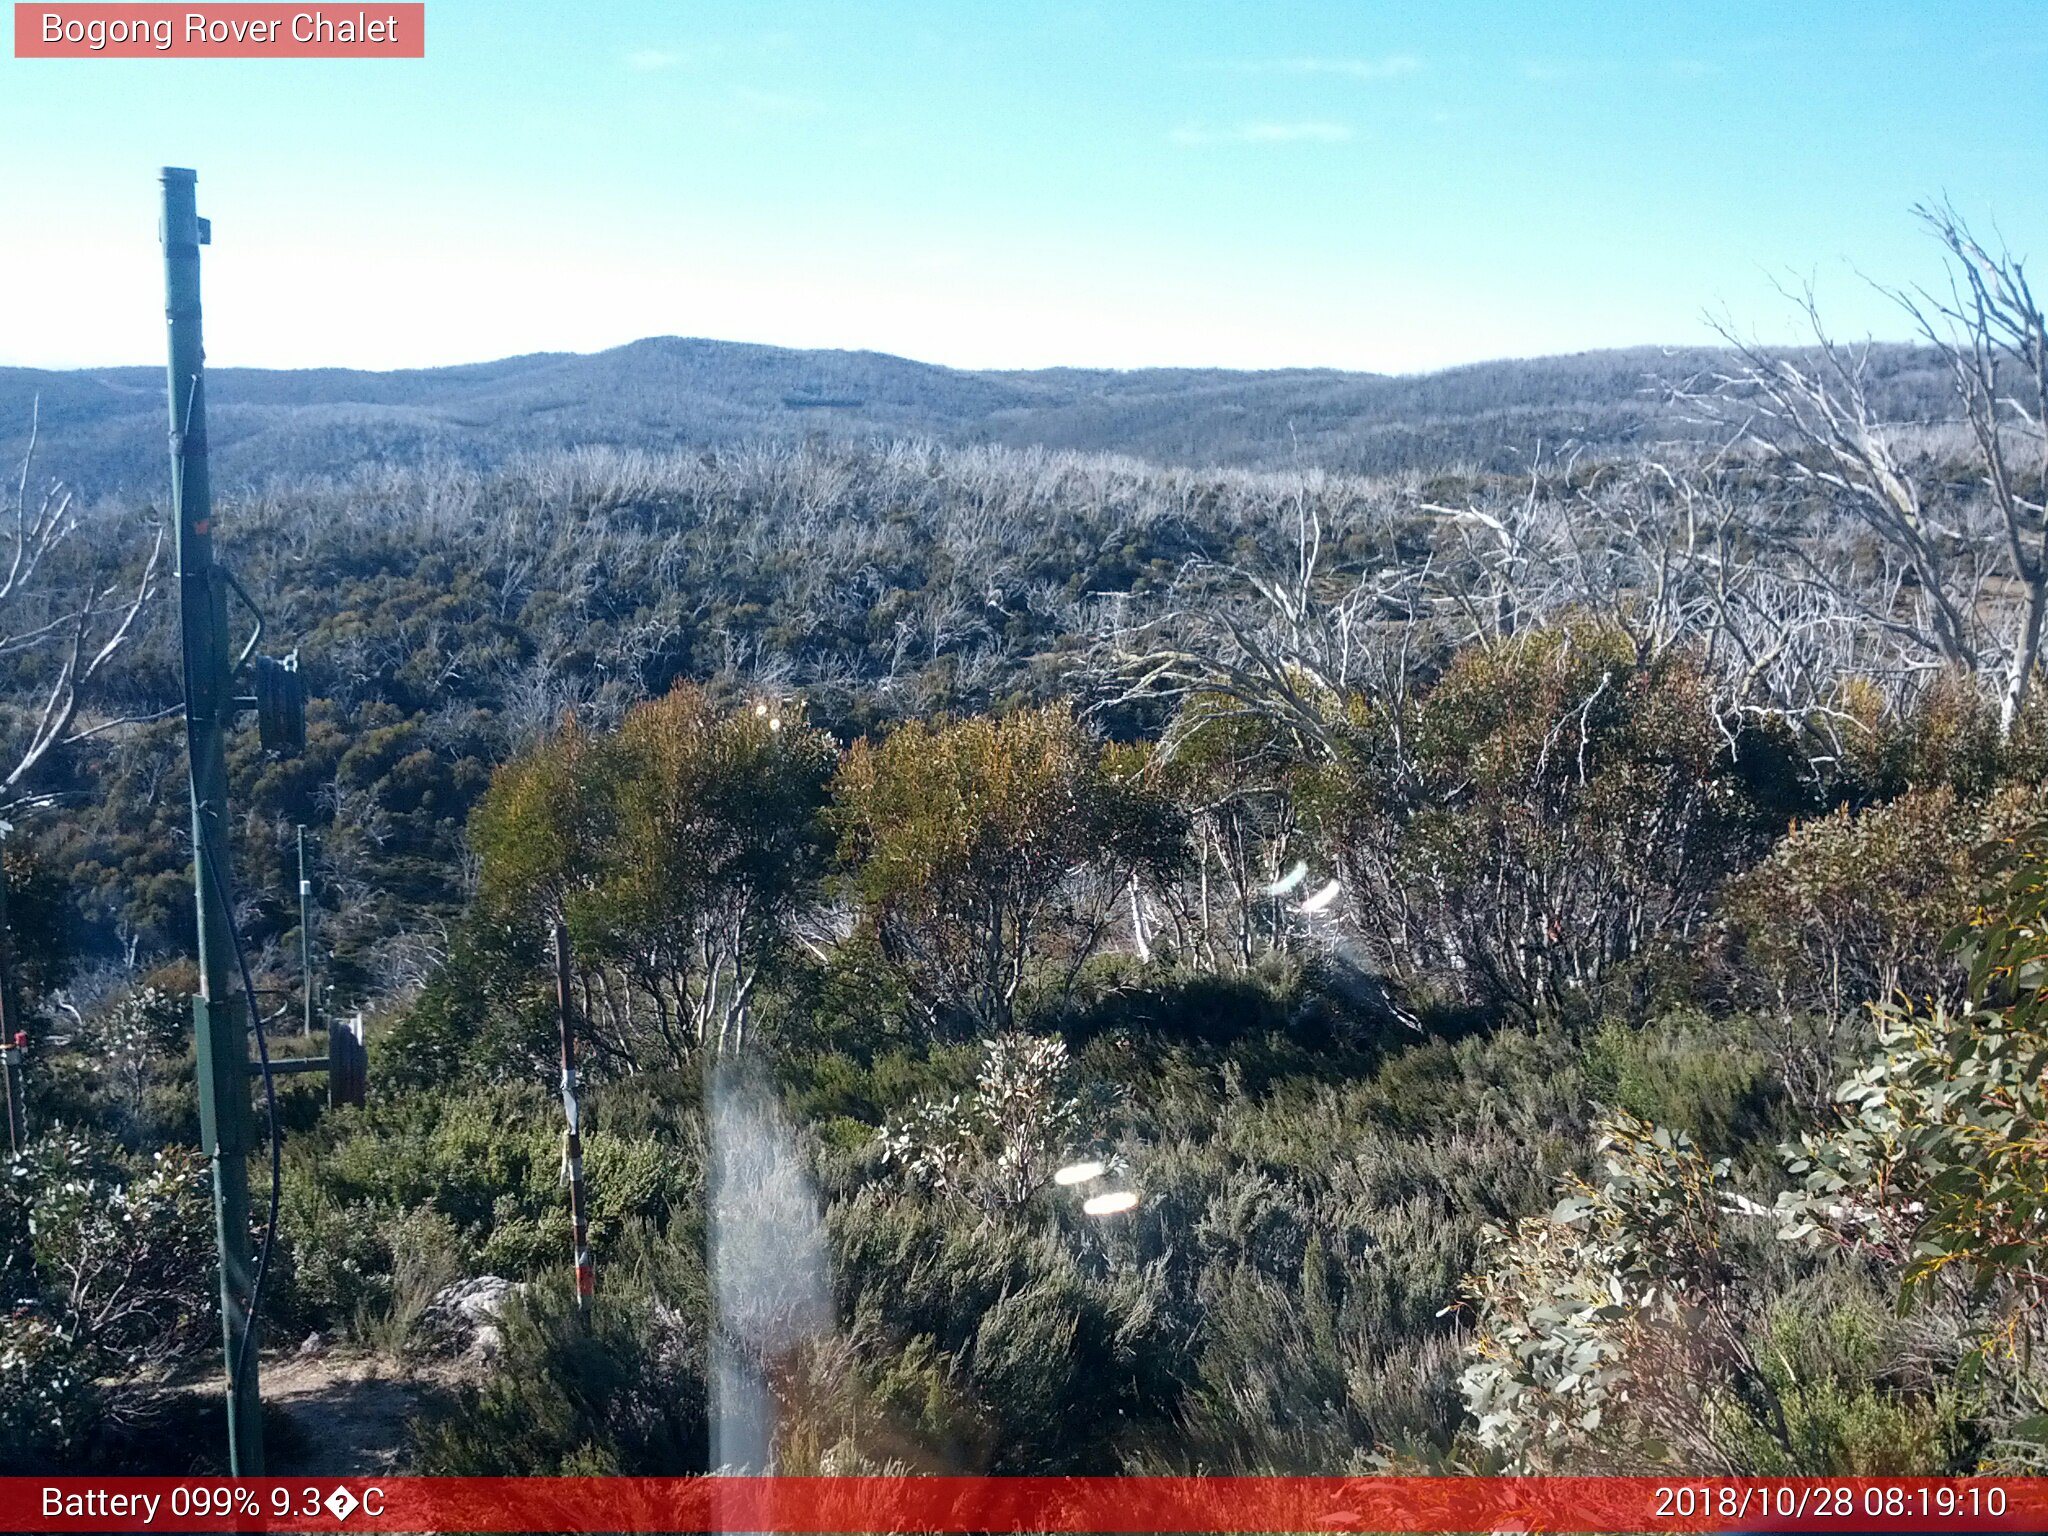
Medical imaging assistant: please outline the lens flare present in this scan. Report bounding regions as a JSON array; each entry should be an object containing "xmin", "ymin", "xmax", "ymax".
[
  {"xmin": 1082, "ymin": 1189, "xmax": 1139, "ymax": 1216},
  {"xmin": 1298, "ymin": 879, "xmax": 1342, "ymax": 915},
  {"xmin": 1053, "ymin": 1159, "xmax": 1106, "ymax": 1186},
  {"xmin": 1264, "ymin": 861, "xmax": 1309, "ymax": 897}
]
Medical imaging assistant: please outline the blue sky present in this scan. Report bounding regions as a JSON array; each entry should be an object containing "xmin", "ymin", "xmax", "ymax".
[{"xmin": 2, "ymin": 2, "xmax": 2043, "ymax": 372}]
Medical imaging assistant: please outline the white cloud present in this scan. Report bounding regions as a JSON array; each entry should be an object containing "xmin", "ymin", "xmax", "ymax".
[
  {"xmin": 625, "ymin": 48, "xmax": 683, "ymax": 72},
  {"xmin": 1217, "ymin": 54, "xmax": 1420, "ymax": 82},
  {"xmin": 1263, "ymin": 54, "xmax": 1422, "ymax": 81},
  {"xmin": 1170, "ymin": 120, "xmax": 1354, "ymax": 147}
]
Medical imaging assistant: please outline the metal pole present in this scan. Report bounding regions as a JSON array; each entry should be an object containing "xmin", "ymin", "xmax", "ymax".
[
  {"xmin": 0, "ymin": 847, "xmax": 21, "ymax": 1155},
  {"xmin": 163, "ymin": 166, "xmax": 264, "ymax": 1475},
  {"xmin": 1, "ymin": 1034, "xmax": 22, "ymax": 1156},
  {"xmin": 554, "ymin": 921, "xmax": 593, "ymax": 1311},
  {"xmin": 0, "ymin": 846, "xmax": 16, "ymax": 1042},
  {"xmin": 298, "ymin": 825, "xmax": 313, "ymax": 1038}
]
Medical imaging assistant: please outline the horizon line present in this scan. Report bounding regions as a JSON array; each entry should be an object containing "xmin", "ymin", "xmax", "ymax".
[{"xmin": 0, "ymin": 329, "xmax": 1936, "ymax": 383}]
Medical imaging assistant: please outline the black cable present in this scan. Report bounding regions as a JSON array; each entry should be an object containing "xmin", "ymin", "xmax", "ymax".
[{"xmin": 201, "ymin": 833, "xmax": 280, "ymax": 1400}]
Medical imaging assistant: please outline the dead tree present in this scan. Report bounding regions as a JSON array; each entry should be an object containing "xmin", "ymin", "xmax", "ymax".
[
  {"xmin": 1893, "ymin": 201, "xmax": 2048, "ymax": 734},
  {"xmin": 1694, "ymin": 204, "xmax": 2047, "ymax": 735},
  {"xmin": 2, "ymin": 403, "xmax": 166, "ymax": 815}
]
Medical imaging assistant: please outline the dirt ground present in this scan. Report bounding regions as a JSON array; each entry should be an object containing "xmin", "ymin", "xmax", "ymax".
[
  {"xmin": 259, "ymin": 1350, "xmax": 463, "ymax": 1476},
  {"xmin": 131, "ymin": 1347, "xmax": 468, "ymax": 1476}
]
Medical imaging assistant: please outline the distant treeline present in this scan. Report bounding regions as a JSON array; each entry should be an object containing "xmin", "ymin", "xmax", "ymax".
[{"xmin": 0, "ymin": 336, "xmax": 1959, "ymax": 494}]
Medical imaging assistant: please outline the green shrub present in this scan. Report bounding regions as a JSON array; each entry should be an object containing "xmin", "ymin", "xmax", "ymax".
[
  {"xmin": 880, "ymin": 1033, "xmax": 1096, "ymax": 1210},
  {"xmin": 279, "ymin": 1077, "xmax": 699, "ymax": 1331},
  {"xmin": 833, "ymin": 704, "xmax": 1180, "ymax": 1039},
  {"xmin": 829, "ymin": 1187, "xmax": 1170, "ymax": 1472},
  {"xmin": 1712, "ymin": 1281, "xmax": 1983, "ymax": 1474},
  {"xmin": 779, "ymin": 1041, "xmax": 980, "ymax": 1135},
  {"xmin": 276, "ymin": 1192, "xmax": 408, "ymax": 1330},
  {"xmin": 1771, "ymin": 819, "xmax": 2048, "ymax": 1347},
  {"xmin": 1717, "ymin": 785, "xmax": 2046, "ymax": 1025},
  {"xmin": 1461, "ymin": 1111, "xmax": 1747, "ymax": 1472},
  {"xmin": 1349, "ymin": 1026, "xmax": 1588, "ymax": 1142},
  {"xmin": 376, "ymin": 916, "xmax": 555, "ymax": 1091},
  {"xmin": 1586, "ymin": 1012, "xmax": 1781, "ymax": 1156},
  {"xmin": 1329, "ymin": 620, "xmax": 1759, "ymax": 1022},
  {"xmin": 1830, "ymin": 671, "xmax": 2048, "ymax": 806},
  {"xmin": 350, "ymin": 1206, "xmax": 467, "ymax": 1354},
  {"xmin": 414, "ymin": 1236, "xmax": 709, "ymax": 1474},
  {"xmin": 311, "ymin": 1082, "xmax": 555, "ymax": 1236},
  {"xmin": 0, "ymin": 1132, "xmax": 214, "ymax": 1472},
  {"xmin": 11, "ymin": 1134, "xmax": 213, "ymax": 1370},
  {"xmin": 0, "ymin": 1315, "xmax": 98, "ymax": 1472}
]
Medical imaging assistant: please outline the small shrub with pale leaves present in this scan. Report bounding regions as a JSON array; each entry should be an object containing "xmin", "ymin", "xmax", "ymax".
[
  {"xmin": 880, "ymin": 1033, "xmax": 1085, "ymax": 1209},
  {"xmin": 90, "ymin": 984, "xmax": 187, "ymax": 1120},
  {"xmin": 1460, "ymin": 1112, "xmax": 1740, "ymax": 1471},
  {"xmin": 22, "ymin": 1136, "xmax": 214, "ymax": 1369}
]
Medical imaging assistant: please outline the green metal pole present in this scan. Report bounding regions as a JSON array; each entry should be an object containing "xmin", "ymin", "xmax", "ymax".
[
  {"xmin": 1, "ymin": 1037, "xmax": 22, "ymax": 1156},
  {"xmin": 298, "ymin": 825, "xmax": 313, "ymax": 1038},
  {"xmin": 0, "ymin": 847, "xmax": 22, "ymax": 1154},
  {"xmin": 162, "ymin": 166, "xmax": 264, "ymax": 1475}
]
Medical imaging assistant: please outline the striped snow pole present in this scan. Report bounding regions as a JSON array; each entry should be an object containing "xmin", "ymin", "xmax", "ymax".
[{"xmin": 554, "ymin": 920, "xmax": 594, "ymax": 1310}]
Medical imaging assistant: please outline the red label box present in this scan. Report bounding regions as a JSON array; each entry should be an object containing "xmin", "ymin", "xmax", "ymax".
[
  {"xmin": 14, "ymin": 4, "xmax": 424, "ymax": 57},
  {"xmin": 3, "ymin": 1475, "xmax": 2046, "ymax": 1533}
]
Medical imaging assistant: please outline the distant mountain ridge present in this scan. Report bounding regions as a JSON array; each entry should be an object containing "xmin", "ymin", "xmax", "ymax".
[{"xmin": 0, "ymin": 334, "xmax": 1952, "ymax": 495}]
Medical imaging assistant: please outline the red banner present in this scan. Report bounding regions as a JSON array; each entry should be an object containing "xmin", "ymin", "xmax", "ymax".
[
  {"xmin": 3, "ymin": 1476, "xmax": 2045, "ymax": 1533},
  {"xmin": 13, "ymin": 4, "xmax": 424, "ymax": 58}
]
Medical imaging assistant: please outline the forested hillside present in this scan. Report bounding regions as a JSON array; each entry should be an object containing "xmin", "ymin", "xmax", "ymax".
[
  {"xmin": 0, "ymin": 336, "xmax": 1956, "ymax": 494},
  {"xmin": 7, "ymin": 213, "xmax": 2048, "ymax": 1481}
]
